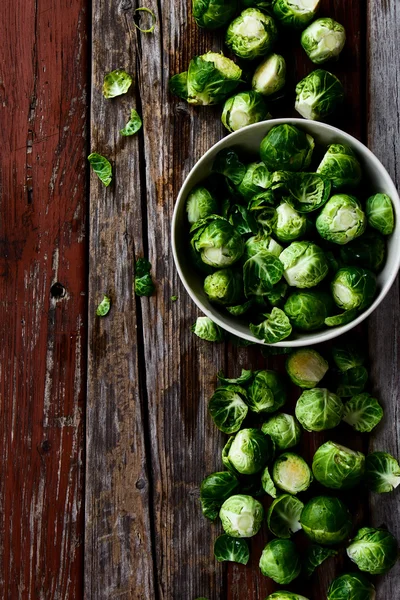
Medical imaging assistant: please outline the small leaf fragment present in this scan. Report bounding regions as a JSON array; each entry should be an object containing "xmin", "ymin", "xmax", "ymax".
[
  {"xmin": 134, "ymin": 7, "xmax": 157, "ymax": 33},
  {"xmin": 96, "ymin": 295, "xmax": 111, "ymax": 317},
  {"xmin": 120, "ymin": 109, "xmax": 142, "ymax": 136},
  {"xmin": 88, "ymin": 153, "xmax": 112, "ymax": 187},
  {"xmin": 135, "ymin": 258, "xmax": 155, "ymax": 297},
  {"xmin": 102, "ymin": 69, "xmax": 133, "ymax": 98}
]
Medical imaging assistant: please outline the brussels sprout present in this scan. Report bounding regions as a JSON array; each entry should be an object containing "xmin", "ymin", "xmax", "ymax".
[
  {"xmin": 265, "ymin": 280, "xmax": 288, "ymax": 306},
  {"xmin": 267, "ymin": 494, "xmax": 304, "ymax": 538},
  {"xmin": 284, "ymin": 290, "xmax": 333, "ymax": 331},
  {"xmin": 261, "ymin": 465, "xmax": 277, "ymax": 497},
  {"xmin": 339, "ymin": 231, "xmax": 386, "ymax": 272},
  {"xmin": 265, "ymin": 594, "xmax": 310, "ymax": 600},
  {"xmin": 316, "ymin": 195, "xmax": 366, "ymax": 245},
  {"xmin": 279, "ymin": 241, "xmax": 329, "ymax": 288},
  {"xmin": 252, "ymin": 53, "xmax": 286, "ymax": 96},
  {"xmin": 259, "ymin": 539, "xmax": 301, "ymax": 584},
  {"xmin": 217, "ymin": 368, "xmax": 253, "ymax": 386},
  {"xmin": 301, "ymin": 18, "xmax": 346, "ymax": 64},
  {"xmin": 248, "ymin": 370, "xmax": 287, "ymax": 413},
  {"xmin": 366, "ymin": 452, "xmax": 400, "ymax": 493},
  {"xmin": 192, "ymin": 0, "xmax": 239, "ymax": 30},
  {"xmin": 295, "ymin": 388, "xmax": 343, "ymax": 431},
  {"xmin": 208, "ymin": 385, "xmax": 248, "ymax": 433},
  {"xmin": 366, "ymin": 193, "xmax": 395, "ymax": 235},
  {"xmin": 134, "ymin": 258, "xmax": 155, "ymax": 296},
  {"xmin": 347, "ymin": 527, "xmax": 399, "ymax": 575},
  {"xmin": 250, "ymin": 307, "xmax": 293, "ymax": 343},
  {"xmin": 317, "ymin": 144, "xmax": 362, "ymax": 190},
  {"xmin": 327, "ymin": 573, "xmax": 376, "ymax": 600},
  {"xmin": 343, "ymin": 393, "xmax": 383, "ymax": 433},
  {"xmin": 286, "ymin": 348, "xmax": 329, "ymax": 389},
  {"xmin": 192, "ymin": 316, "xmax": 225, "ymax": 342},
  {"xmin": 273, "ymin": 172, "xmax": 332, "ymax": 213},
  {"xmin": 228, "ymin": 428, "xmax": 274, "ymax": 474},
  {"xmin": 332, "ymin": 340, "xmax": 365, "ymax": 371},
  {"xmin": 243, "ymin": 251, "xmax": 284, "ymax": 298},
  {"xmin": 220, "ymin": 494, "xmax": 264, "ymax": 537},
  {"xmin": 300, "ymin": 496, "xmax": 352, "ymax": 545},
  {"xmin": 242, "ymin": 0, "xmax": 273, "ymax": 7},
  {"xmin": 228, "ymin": 204, "xmax": 259, "ymax": 236},
  {"xmin": 260, "ymin": 124, "xmax": 315, "ymax": 171},
  {"xmin": 102, "ymin": 69, "xmax": 133, "ymax": 98},
  {"xmin": 325, "ymin": 308, "xmax": 358, "ymax": 327},
  {"xmin": 244, "ymin": 235, "xmax": 283, "ymax": 261},
  {"xmin": 214, "ymin": 534, "xmax": 249, "ymax": 564},
  {"xmin": 312, "ymin": 441, "xmax": 365, "ymax": 490},
  {"xmin": 169, "ymin": 71, "xmax": 189, "ymax": 100},
  {"xmin": 336, "ymin": 366, "xmax": 368, "ymax": 397},
  {"xmin": 195, "ymin": 220, "xmax": 245, "ymax": 267},
  {"xmin": 213, "ymin": 148, "xmax": 246, "ymax": 186},
  {"xmin": 272, "ymin": 202, "xmax": 307, "ymax": 242},
  {"xmin": 331, "ymin": 267, "xmax": 376, "ymax": 311},
  {"xmin": 303, "ymin": 544, "xmax": 337, "ymax": 578},
  {"xmin": 272, "ymin": 0, "xmax": 320, "ymax": 29},
  {"xmin": 226, "ymin": 9, "xmax": 278, "ymax": 60},
  {"xmin": 295, "ymin": 69, "xmax": 344, "ymax": 121},
  {"xmin": 186, "ymin": 186, "xmax": 218, "ymax": 224},
  {"xmin": 261, "ymin": 413, "xmax": 302, "ymax": 450},
  {"xmin": 272, "ymin": 453, "xmax": 313, "ymax": 494},
  {"xmin": 204, "ymin": 269, "xmax": 244, "ymax": 305},
  {"xmin": 237, "ymin": 162, "xmax": 271, "ymax": 199},
  {"xmin": 222, "ymin": 91, "xmax": 270, "ymax": 132}
]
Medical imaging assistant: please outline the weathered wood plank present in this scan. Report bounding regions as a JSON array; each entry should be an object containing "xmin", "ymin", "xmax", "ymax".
[
  {"xmin": 0, "ymin": 0, "xmax": 88, "ymax": 597},
  {"xmin": 367, "ymin": 0, "xmax": 400, "ymax": 596}
]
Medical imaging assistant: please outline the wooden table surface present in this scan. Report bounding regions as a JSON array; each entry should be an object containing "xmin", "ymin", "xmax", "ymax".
[{"xmin": 1, "ymin": 0, "xmax": 399, "ymax": 598}]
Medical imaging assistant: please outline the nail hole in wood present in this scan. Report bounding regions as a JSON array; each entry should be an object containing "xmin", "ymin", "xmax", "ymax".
[{"xmin": 50, "ymin": 282, "xmax": 66, "ymax": 299}]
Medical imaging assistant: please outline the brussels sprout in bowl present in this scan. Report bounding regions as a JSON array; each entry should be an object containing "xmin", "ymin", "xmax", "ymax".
[{"xmin": 172, "ymin": 118, "xmax": 400, "ymax": 346}]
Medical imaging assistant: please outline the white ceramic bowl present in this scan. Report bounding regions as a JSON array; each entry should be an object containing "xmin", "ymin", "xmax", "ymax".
[{"xmin": 171, "ymin": 118, "xmax": 400, "ymax": 346}]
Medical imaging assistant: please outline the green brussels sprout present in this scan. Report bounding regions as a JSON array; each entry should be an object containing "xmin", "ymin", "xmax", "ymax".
[
  {"xmin": 192, "ymin": 316, "xmax": 225, "ymax": 342},
  {"xmin": 219, "ymin": 494, "xmax": 264, "ymax": 537},
  {"xmin": 295, "ymin": 69, "xmax": 344, "ymax": 121},
  {"xmin": 208, "ymin": 385, "xmax": 248, "ymax": 433},
  {"xmin": 295, "ymin": 388, "xmax": 343, "ymax": 431},
  {"xmin": 331, "ymin": 267, "xmax": 376, "ymax": 311},
  {"xmin": 343, "ymin": 393, "xmax": 383, "ymax": 432},
  {"xmin": 325, "ymin": 308, "xmax": 358, "ymax": 327},
  {"xmin": 271, "ymin": 171, "xmax": 331, "ymax": 213},
  {"xmin": 366, "ymin": 193, "xmax": 395, "ymax": 235},
  {"xmin": 226, "ymin": 9, "xmax": 278, "ymax": 60},
  {"xmin": 213, "ymin": 148, "xmax": 246, "ymax": 186},
  {"xmin": 316, "ymin": 195, "xmax": 366, "ymax": 245},
  {"xmin": 317, "ymin": 144, "xmax": 362, "ymax": 190},
  {"xmin": 244, "ymin": 235, "xmax": 283, "ymax": 261},
  {"xmin": 222, "ymin": 91, "xmax": 270, "ymax": 132},
  {"xmin": 186, "ymin": 186, "xmax": 218, "ymax": 224},
  {"xmin": 265, "ymin": 594, "xmax": 310, "ymax": 600},
  {"xmin": 259, "ymin": 539, "xmax": 301, "ymax": 584},
  {"xmin": 284, "ymin": 290, "xmax": 333, "ymax": 331},
  {"xmin": 248, "ymin": 370, "xmax": 287, "ymax": 413},
  {"xmin": 267, "ymin": 494, "xmax": 304, "ymax": 538},
  {"xmin": 279, "ymin": 241, "xmax": 329, "ymax": 288},
  {"xmin": 227, "ymin": 204, "xmax": 258, "ymax": 236},
  {"xmin": 339, "ymin": 231, "xmax": 386, "ymax": 272},
  {"xmin": 286, "ymin": 348, "xmax": 329, "ymax": 389},
  {"xmin": 272, "ymin": 0, "xmax": 320, "ymax": 29},
  {"xmin": 327, "ymin": 573, "xmax": 376, "ymax": 600},
  {"xmin": 214, "ymin": 534, "xmax": 249, "ymax": 564},
  {"xmin": 204, "ymin": 269, "xmax": 244, "ymax": 305},
  {"xmin": 347, "ymin": 527, "xmax": 399, "ymax": 575},
  {"xmin": 300, "ymin": 496, "xmax": 352, "ymax": 545},
  {"xmin": 336, "ymin": 366, "xmax": 368, "ymax": 397},
  {"xmin": 261, "ymin": 413, "xmax": 302, "ymax": 450},
  {"xmin": 312, "ymin": 441, "xmax": 365, "ymax": 490},
  {"xmin": 301, "ymin": 18, "xmax": 346, "ymax": 64},
  {"xmin": 228, "ymin": 428, "xmax": 274, "ymax": 474},
  {"xmin": 272, "ymin": 202, "xmax": 307, "ymax": 242},
  {"xmin": 252, "ymin": 53, "xmax": 286, "ymax": 96},
  {"xmin": 237, "ymin": 162, "xmax": 271, "ymax": 199},
  {"xmin": 303, "ymin": 544, "xmax": 337, "ymax": 578},
  {"xmin": 243, "ymin": 251, "xmax": 284, "ymax": 298},
  {"xmin": 331, "ymin": 340, "xmax": 365, "ymax": 371},
  {"xmin": 260, "ymin": 124, "xmax": 315, "ymax": 171},
  {"xmin": 265, "ymin": 280, "xmax": 288, "ymax": 306},
  {"xmin": 366, "ymin": 452, "xmax": 400, "ymax": 493},
  {"xmin": 272, "ymin": 452, "xmax": 313, "ymax": 494},
  {"xmin": 261, "ymin": 465, "xmax": 277, "ymax": 497},
  {"xmin": 250, "ymin": 307, "xmax": 293, "ymax": 343},
  {"xmin": 195, "ymin": 219, "xmax": 245, "ymax": 267},
  {"xmin": 192, "ymin": 0, "xmax": 239, "ymax": 30}
]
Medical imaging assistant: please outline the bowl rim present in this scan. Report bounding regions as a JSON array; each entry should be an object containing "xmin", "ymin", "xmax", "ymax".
[{"xmin": 171, "ymin": 118, "xmax": 400, "ymax": 347}]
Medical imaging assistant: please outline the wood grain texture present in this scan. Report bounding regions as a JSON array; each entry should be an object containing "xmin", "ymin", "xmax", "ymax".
[
  {"xmin": 367, "ymin": 0, "xmax": 400, "ymax": 596},
  {"xmin": 0, "ymin": 0, "xmax": 88, "ymax": 597}
]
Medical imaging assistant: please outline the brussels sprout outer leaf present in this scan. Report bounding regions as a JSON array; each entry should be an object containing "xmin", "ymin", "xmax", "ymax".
[
  {"xmin": 276, "ymin": 172, "xmax": 332, "ymax": 213},
  {"xmin": 366, "ymin": 452, "xmax": 400, "ymax": 493},
  {"xmin": 226, "ymin": 299, "xmax": 254, "ymax": 316},
  {"xmin": 208, "ymin": 386, "xmax": 248, "ymax": 433},
  {"xmin": 325, "ymin": 308, "xmax": 358, "ymax": 327},
  {"xmin": 134, "ymin": 258, "xmax": 155, "ymax": 296},
  {"xmin": 96, "ymin": 295, "xmax": 111, "ymax": 317},
  {"xmin": 102, "ymin": 69, "xmax": 133, "ymax": 98},
  {"xmin": 200, "ymin": 471, "xmax": 239, "ymax": 500},
  {"xmin": 250, "ymin": 307, "xmax": 292, "ymax": 344},
  {"xmin": 267, "ymin": 494, "xmax": 304, "ymax": 538},
  {"xmin": 244, "ymin": 251, "xmax": 284, "ymax": 298},
  {"xmin": 259, "ymin": 539, "xmax": 301, "ymax": 584},
  {"xmin": 213, "ymin": 149, "xmax": 246, "ymax": 186},
  {"xmin": 192, "ymin": 316, "xmax": 225, "ymax": 342},
  {"xmin": 217, "ymin": 368, "xmax": 254, "ymax": 386},
  {"xmin": 261, "ymin": 466, "xmax": 277, "ymax": 497},
  {"xmin": 214, "ymin": 534, "xmax": 249, "ymax": 564},
  {"xmin": 201, "ymin": 498, "xmax": 221, "ymax": 521},
  {"xmin": 169, "ymin": 71, "xmax": 189, "ymax": 100},
  {"xmin": 336, "ymin": 366, "xmax": 368, "ymax": 397},
  {"xmin": 303, "ymin": 544, "xmax": 337, "ymax": 578},
  {"xmin": 120, "ymin": 109, "xmax": 142, "ymax": 136},
  {"xmin": 342, "ymin": 393, "xmax": 383, "ymax": 432},
  {"xmin": 346, "ymin": 527, "xmax": 399, "ymax": 575},
  {"xmin": 88, "ymin": 153, "xmax": 112, "ymax": 186},
  {"xmin": 312, "ymin": 441, "xmax": 365, "ymax": 490}
]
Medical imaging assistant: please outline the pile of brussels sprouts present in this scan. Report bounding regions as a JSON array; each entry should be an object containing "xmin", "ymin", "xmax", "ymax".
[
  {"xmin": 187, "ymin": 123, "xmax": 395, "ymax": 343},
  {"xmin": 199, "ymin": 341, "xmax": 400, "ymax": 598},
  {"xmin": 170, "ymin": 1, "xmax": 349, "ymax": 129}
]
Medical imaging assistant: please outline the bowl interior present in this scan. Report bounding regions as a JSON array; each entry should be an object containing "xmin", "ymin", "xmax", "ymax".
[{"xmin": 172, "ymin": 119, "xmax": 400, "ymax": 346}]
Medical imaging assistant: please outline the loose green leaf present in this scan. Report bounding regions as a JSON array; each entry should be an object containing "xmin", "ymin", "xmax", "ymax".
[
  {"xmin": 96, "ymin": 295, "xmax": 111, "ymax": 317},
  {"xmin": 267, "ymin": 494, "xmax": 304, "ymax": 538},
  {"xmin": 217, "ymin": 369, "xmax": 254, "ymax": 386},
  {"xmin": 133, "ymin": 7, "xmax": 157, "ymax": 33},
  {"xmin": 103, "ymin": 69, "xmax": 133, "ymax": 98},
  {"xmin": 171, "ymin": 295, "xmax": 178, "ymax": 302},
  {"xmin": 303, "ymin": 544, "xmax": 337, "ymax": 578},
  {"xmin": 169, "ymin": 71, "xmax": 189, "ymax": 100},
  {"xmin": 120, "ymin": 109, "xmax": 142, "ymax": 136},
  {"xmin": 88, "ymin": 153, "xmax": 112, "ymax": 187},
  {"xmin": 200, "ymin": 498, "xmax": 220, "ymax": 521},
  {"xmin": 366, "ymin": 452, "xmax": 400, "ymax": 493},
  {"xmin": 261, "ymin": 466, "xmax": 277, "ymax": 498},
  {"xmin": 243, "ymin": 251, "xmax": 284, "ymax": 298},
  {"xmin": 325, "ymin": 308, "xmax": 358, "ymax": 327},
  {"xmin": 200, "ymin": 471, "xmax": 239, "ymax": 501},
  {"xmin": 214, "ymin": 534, "xmax": 249, "ymax": 564},
  {"xmin": 213, "ymin": 149, "xmax": 246, "ymax": 186},
  {"xmin": 134, "ymin": 258, "xmax": 155, "ymax": 297},
  {"xmin": 208, "ymin": 385, "xmax": 248, "ymax": 434},
  {"xmin": 192, "ymin": 316, "xmax": 224, "ymax": 342},
  {"xmin": 342, "ymin": 393, "xmax": 383, "ymax": 432},
  {"xmin": 331, "ymin": 340, "xmax": 366, "ymax": 372},
  {"xmin": 250, "ymin": 307, "xmax": 292, "ymax": 344},
  {"xmin": 336, "ymin": 366, "xmax": 368, "ymax": 397}
]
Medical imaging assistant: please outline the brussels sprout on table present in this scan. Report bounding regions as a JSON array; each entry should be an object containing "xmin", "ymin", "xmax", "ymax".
[
  {"xmin": 252, "ymin": 53, "xmax": 286, "ymax": 96},
  {"xmin": 286, "ymin": 348, "xmax": 329, "ymax": 388},
  {"xmin": 331, "ymin": 267, "xmax": 376, "ymax": 311},
  {"xmin": 336, "ymin": 365, "xmax": 368, "ymax": 398},
  {"xmin": 261, "ymin": 465, "xmax": 277, "ymax": 497},
  {"xmin": 279, "ymin": 241, "xmax": 329, "ymax": 288},
  {"xmin": 219, "ymin": 494, "xmax": 264, "ymax": 537},
  {"xmin": 340, "ymin": 230, "xmax": 386, "ymax": 272},
  {"xmin": 295, "ymin": 69, "xmax": 344, "ymax": 120},
  {"xmin": 272, "ymin": 452, "xmax": 313, "ymax": 494},
  {"xmin": 303, "ymin": 544, "xmax": 337, "ymax": 578},
  {"xmin": 301, "ymin": 18, "xmax": 346, "ymax": 64},
  {"xmin": 267, "ymin": 494, "xmax": 304, "ymax": 538},
  {"xmin": 186, "ymin": 186, "xmax": 218, "ymax": 224},
  {"xmin": 213, "ymin": 534, "xmax": 249, "ymax": 564},
  {"xmin": 365, "ymin": 452, "xmax": 400, "ymax": 493},
  {"xmin": 327, "ymin": 573, "xmax": 376, "ymax": 600},
  {"xmin": 346, "ymin": 527, "xmax": 399, "ymax": 575},
  {"xmin": 226, "ymin": 9, "xmax": 278, "ymax": 60},
  {"xmin": 284, "ymin": 290, "xmax": 333, "ymax": 331},
  {"xmin": 250, "ymin": 307, "xmax": 293, "ymax": 343},
  {"xmin": 227, "ymin": 428, "xmax": 274, "ymax": 474},
  {"xmin": 342, "ymin": 393, "xmax": 383, "ymax": 432},
  {"xmin": 247, "ymin": 369, "xmax": 287, "ymax": 413},
  {"xmin": 331, "ymin": 340, "xmax": 366, "ymax": 371},
  {"xmin": 222, "ymin": 91, "xmax": 270, "ymax": 132},
  {"xmin": 366, "ymin": 192, "xmax": 395, "ymax": 235},
  {"xmin": 261, "ymin": 413, "xmax": 301, "ymax": 450},
  {"xmin": 316, "ymin": 195, "xmax": 366, "ymax": 245},
  {"xmin": 272, "ymin": 0, "xmax": 320, "ymax": 30},
  {"xmin": 208, "ymin": 385, "xmax": 248, "ymax": 433},
  {"xmin": 300, "ymin": 496, "xmax": 352, "ymax": 545},
  {"xmin": 312, "ymin": 441, "xmax": 365, "ymax": 489},
  {"xmin": 260, "ymin": 124, "xmax": 315, "ymax": 171},
  {"xmin": 192, "ymin": 0, "xmax": 239, "ymax": 30},
  {"xmin": 317, "ymin": 144, "xmax": 362, "ymax": 190},
  {"xmin": 192, "ymin": 316, "xmax": 225, "ymax": 342},
  {"xmin": 259, "ymin": 539, "xmax": 301, "ymax": 584},
  {"xmin": 295, "ymin": 388, "xmax": 343, "ymax": 431},
  {"xmin": 204, "ymin": 268, "xmax": 244, "ymax": 305},
  {"xmin": 265, "ymin": 594, "xmax": 310, "ymax": 600},
  {"xmin": 272, "ymin": 202, "xmax": 307, "ymax": 242}
]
